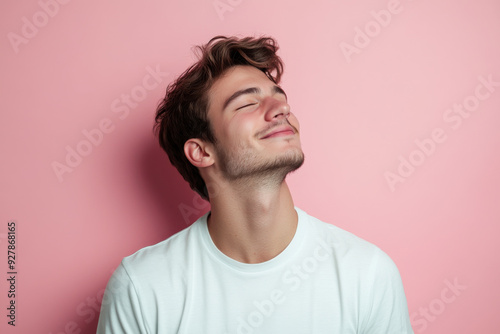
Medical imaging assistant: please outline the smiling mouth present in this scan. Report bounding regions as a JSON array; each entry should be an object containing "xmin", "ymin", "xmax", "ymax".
[
  {"xmin": 261, "ymin": 126, "xmax": 296, "ymax": 139},
  {"xmin": 262, "ymin": 129, "xmax": 295, "ymax": 139}
]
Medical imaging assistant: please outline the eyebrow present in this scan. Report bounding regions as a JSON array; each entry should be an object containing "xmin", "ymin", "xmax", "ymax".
[{"xmin": 222, "ymin": 85, "xmax": 287, "ymax": 110}]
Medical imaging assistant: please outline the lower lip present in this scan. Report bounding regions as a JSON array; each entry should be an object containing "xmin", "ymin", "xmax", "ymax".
[{"xmin": 263, "ymin": 130, "xmax": 295, "ymax": 138}]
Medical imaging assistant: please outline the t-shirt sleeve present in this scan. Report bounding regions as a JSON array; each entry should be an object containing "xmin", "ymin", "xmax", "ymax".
[
  {"xmin": 96, "ymin": 262, "xmax": 148, "ymax": 334},
  {"xmin": 360, "ymin": 248, "xmax": 414, "ymax": 334}
]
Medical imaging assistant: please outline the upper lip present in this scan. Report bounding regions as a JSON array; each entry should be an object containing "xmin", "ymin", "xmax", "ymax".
[{"xmin": 261, "ymin": 125, "xmax": 295, "ymax": 139}]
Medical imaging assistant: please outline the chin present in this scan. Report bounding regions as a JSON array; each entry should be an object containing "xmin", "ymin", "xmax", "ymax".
[
  {"xmin": 275, "ymin": 150, "xmax": 305, "ymax": 172},
  {"xmin": 258, "ymin": 149, "xmax": 305, "ymax": 177}
]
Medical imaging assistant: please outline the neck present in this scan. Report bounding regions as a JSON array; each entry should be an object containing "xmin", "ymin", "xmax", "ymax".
[{"xmin": 207, "ymin": 178, "xmax": 297, "ymax": 264}]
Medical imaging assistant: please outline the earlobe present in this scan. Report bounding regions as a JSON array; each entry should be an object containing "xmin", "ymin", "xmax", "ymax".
[{"xmin": 184, "ymin": 139, "xmax": 214, "ymax": 168}]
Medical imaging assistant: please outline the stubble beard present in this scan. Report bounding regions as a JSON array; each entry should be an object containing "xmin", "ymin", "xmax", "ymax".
[{"xmin": 215, "ymin": 143, "xmax": 305, "ymax": 187}]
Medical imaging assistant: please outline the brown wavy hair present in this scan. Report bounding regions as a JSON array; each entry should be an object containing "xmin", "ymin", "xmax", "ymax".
[{"xmin": 154, "ymin": 35, "xmax": 284, "ymax": 200}]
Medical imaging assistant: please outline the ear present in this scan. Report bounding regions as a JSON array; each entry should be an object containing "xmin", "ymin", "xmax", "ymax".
[{"xmin": 184, "ymin": 139, "xmax": 214, "ymax": 168}]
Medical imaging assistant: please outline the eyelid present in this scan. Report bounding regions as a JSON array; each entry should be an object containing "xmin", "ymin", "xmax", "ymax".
[{"xmin": 235, "ymin": 103, "xmax": 257, "ymax": 111}]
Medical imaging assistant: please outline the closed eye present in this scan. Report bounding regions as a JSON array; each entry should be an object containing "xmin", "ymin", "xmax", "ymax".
[{"xmin": 236, "ymin": 103, "xmax": 257, "ymax": 111}]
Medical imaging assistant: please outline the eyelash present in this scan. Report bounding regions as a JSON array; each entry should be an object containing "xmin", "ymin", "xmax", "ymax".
[{"xmin": 236, "ymin": 103, "xmax": 257, "ymax": 111}]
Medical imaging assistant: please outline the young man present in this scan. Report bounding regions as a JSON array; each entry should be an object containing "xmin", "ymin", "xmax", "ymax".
[{"xmin": 97, "ymin": 36, "xmax": 413, "ymax": 333}]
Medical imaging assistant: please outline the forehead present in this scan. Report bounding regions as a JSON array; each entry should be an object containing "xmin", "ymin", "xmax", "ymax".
[{"xmin": 208, "ymin": 65, "xmax": 274, "ymax": 109}]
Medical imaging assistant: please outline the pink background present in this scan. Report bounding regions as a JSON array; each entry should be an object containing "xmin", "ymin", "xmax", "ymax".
[{"xmin": 1, "ymin": 0, "xmax": 499, "ymax": 333}]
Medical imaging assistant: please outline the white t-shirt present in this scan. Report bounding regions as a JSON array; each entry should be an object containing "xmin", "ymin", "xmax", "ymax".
[{"xmin": 97, "ymin": 208, "xmax": 413, "ymax": 334}]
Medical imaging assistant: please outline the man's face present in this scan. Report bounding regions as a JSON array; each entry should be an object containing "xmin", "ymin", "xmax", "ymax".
[{"xmin": 206, "ymin": 65, "xmax": 304, "ymax": 181}]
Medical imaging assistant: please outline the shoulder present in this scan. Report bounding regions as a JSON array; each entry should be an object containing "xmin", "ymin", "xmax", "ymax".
[
  {"xmin": 97, "ymin": 216, "xmax": 207, "ymax": 333},
  {"xmin": 297, "ymin": 207, "xmax": 398, "ymax": 274},
  {"xmin": 298, "ymin": 208, "xmax": 380, "ymax": 254},
  {"xmin": 297, "ymin": 208, "xmax": 412, "ymax": 332},
  {"xmin": 120, "ymin": 215, "xmax": 205, "ymax": 282}
]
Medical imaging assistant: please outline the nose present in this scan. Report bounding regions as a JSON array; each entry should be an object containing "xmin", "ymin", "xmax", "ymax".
[{"xmin": 263, "ymin": 97, "xmax": 291, "ymax": 122}]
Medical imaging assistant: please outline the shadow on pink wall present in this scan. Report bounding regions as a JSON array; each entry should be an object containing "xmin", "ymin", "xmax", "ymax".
[{"xmin": 68, "ymin": 136, "xmax": 206, "ymax": 334}]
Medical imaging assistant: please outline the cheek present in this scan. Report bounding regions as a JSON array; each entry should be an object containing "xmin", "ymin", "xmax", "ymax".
[
  {"xmin": 221, "ymin": 117, "xmax": 257, "ymax": 149},
  {"xmin": 230, "ymin": 114, "xmax": 257, "ymax": 135}
]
